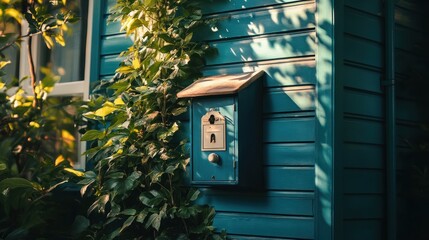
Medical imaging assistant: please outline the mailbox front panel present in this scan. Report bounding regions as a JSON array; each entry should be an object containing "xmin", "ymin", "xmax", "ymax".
[{"xmin": 191, "ymin": 96, "xmax": 236, "ymax": 184}]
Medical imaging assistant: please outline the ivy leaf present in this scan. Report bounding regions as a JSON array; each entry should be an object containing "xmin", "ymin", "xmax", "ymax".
[
  {"xmin": 143, "ymin": 0, "xmax": 156, "ymax": 7},
  {"xmin": 136, "ymin": 210, "xmax": 148, "ymax": 223},
  {"xmin": 117, "ymin": 66, "xmax": 134, "ymax": 74},
  {"xmin": 171, "ymin": 107, "xmax": 187, "ymax": 116},
  {"xmin": 184, "ymin": 32, "xmax": 193, "ymax": 43},
  {"xmin": 121, "ymin": 209, "xmax": 137, "ymax": 216},
  {"xmin": 94, "ymin": 105, "xmax": 117, "ymax": 118},
  {"xmin": 145, "ymin": 213, "xmax": 161, "ymax": 231},
  {"xmin": 81, "ymin": 129, "xmax": 104, "ymax": 141},
  {"xmin": 124, "ymin": 171, "xmax": 142, "ymax": 191},
  {"xmin": 187, "ymin": 189, "xmax": 200, "ymax": 202},
  {"xmin": 54, "ymin": 34, "xmax": 65, "ymax": 46},
  {"xmin": 42, "ymin": 32, "xmax": 54, "ymax": 49},
  {"xmin": 132, "ymin": 57, "xmax": 141, "ymax": 69},
  {"xmin": 119, "ymin": 215, "xmax": 136, "ymax": 233},
  {"xmin": 79, "ymin": 179, "xmax": 95, "ymax": 197},
  {"xmin": 88, "ymin": 194, "xmax": 110, "ymax": 214},
  {"xmin": 177, "ymin": 206, "xmax": 201, "ymax": 219},
  {"xmin": 160, "ymin": 44, "xmax": 175, "ymax": 53},
  {"xmin": 165, "ymin": 163, "xmax": 178, "ymax": 174}
]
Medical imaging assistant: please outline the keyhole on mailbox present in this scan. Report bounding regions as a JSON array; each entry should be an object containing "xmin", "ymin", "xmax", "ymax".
[
  {"xmin": 210, "ymin": 133, "xmax": 216, "ymax": 143},
  {"xmin": 209, "ymin": 114, "xmax": 215, "ymax": 124}
]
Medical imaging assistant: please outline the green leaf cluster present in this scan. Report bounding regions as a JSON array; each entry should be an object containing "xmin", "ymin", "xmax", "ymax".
[
  {"xmin": 0, "ymin": 1, "xmax": 88, "ymax": 238},
  {"xmin": 79, "ymin": 0, "xmax": 224, "ymax": 239}
]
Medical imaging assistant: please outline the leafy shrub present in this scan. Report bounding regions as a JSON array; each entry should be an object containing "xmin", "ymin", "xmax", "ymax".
[
  {"xmin": 78, "ymin": 0, "xmax": 223, "ymax": 239},
  {"xmin": 0, "ymin": 1, "xmax": 88, "ymax": 238}
]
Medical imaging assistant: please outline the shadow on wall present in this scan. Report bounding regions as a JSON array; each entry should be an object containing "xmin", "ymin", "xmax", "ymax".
[{"xmin": 193, "ymin": 0, "xmax": 334, "ymax": 238}]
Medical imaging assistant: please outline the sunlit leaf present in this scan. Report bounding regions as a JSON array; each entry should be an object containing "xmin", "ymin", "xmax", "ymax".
[
  {"xmin": 0, "ymin": 61, "xmax": 11, "ymax": 70},
  {"xmin": 5, "ymin": 9, "xmax": 21, "ymax": 23},
  {"xmin": 55, "ymin": 155, "xmax": 65, "ymax": 166},
  {"xmin": 42, "ymin": 32, "xmax": 54, "ymax": 49},
  {"xmin": 114, "ymin": 96, "xmax": 125, "ymax": 105},
  {"xmin": 62, "ymin": 129, "xmax": 76, "ymax": 143},
  {"xmin": 29, "ymin": 121, "xmax": 40, "ymax": 128},
  {"xmin": 132, "ymin": 57, "xmax": 141, "ymax": 69},
  {"xmin": 64, "ymin": 168, "xmax": 84, "ymax": 177},
  {"xmin": 54, "ymin": 34, "xmax": 65, "ymax": 46},
  {"xmin": 116, "ymin": 66, "xmax": 134, "ymax": 74},
  {"xmin": 94, "ymin": 105, "xmax": 117, "ymax": 117}
]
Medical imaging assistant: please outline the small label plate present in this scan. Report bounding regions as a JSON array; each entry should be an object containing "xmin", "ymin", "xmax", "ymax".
[{"xmin": 201, "ymin": 110, "xmax": 226, "ymax": 151}]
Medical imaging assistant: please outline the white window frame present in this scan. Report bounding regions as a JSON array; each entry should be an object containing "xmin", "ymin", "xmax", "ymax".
[{"xmin": 17, "ymin": 0, "xmax": 95, "ymax": 170}]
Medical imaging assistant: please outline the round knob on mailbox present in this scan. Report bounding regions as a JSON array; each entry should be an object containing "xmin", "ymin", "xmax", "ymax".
[{"xmin": 208, "ymin": 153, "xmax": 220, "ymax": 164}]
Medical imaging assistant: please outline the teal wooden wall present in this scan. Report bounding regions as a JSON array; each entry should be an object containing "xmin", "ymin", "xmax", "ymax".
[
  {"xmin": 336, "ymin": 0, "xmax": 429, "ymax": 239},
  {"xmin": 89, "ymin": 0, "xmax": 429, "ymax": 238},
  {"xmin": 394, "ymin": 1, "xmax": 428, "ymax": 239},
  {"xmin": 335, "ymin": 1, "xmax": 386, "ymax": 239},
  {"xmin": 194, "ymin": 1, "xmax": 319, "ymax": 239},
  {"xmin": 92, "ymin": 0, "xmax": 329, "ymax": 239}
]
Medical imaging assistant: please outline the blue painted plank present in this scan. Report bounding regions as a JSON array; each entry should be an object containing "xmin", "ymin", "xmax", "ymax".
[
  {"xmin": 264, "ymin": 117, "xmax": 315, "ymax": 143},
  {"xmin": 264, "ymin": 86, "xmax": 315, "ymax": 113},
  {"xmin": 343, "ymin": 220, "xmax": 383, "ymax": 240},
  {"xmin": 344, "ymin": 35, "xmax": 382, "ymax": 68},
  {"xmin": 343, "ymin": 64, "xmax": 382, "ymax": 93},
  {"xmin": 100, "ymin": 55, "xmax": 123, "ymax": 76},
  {"xmin": 395, "ymin": 49, "xmax": 420, "ymax": 75},
  {"xmin": 343, "ymin": 143, "xmax": 383, "ymax": 169},
  {"xmin": 344, "ymin": 7, "xmax": 382, "ymax": 42},
  {"xmin": 344, "ymin": 194, "xmax": 384, "ymax": 219},
  {"xmin": 206, "ymin": 32, "xmax": 316, "ymax": 66},
  {"xmin": 395, "ymin": 25, "xmax": 424, "ymax": 52},
  {"xmin": 198, "ymin": 190, "xmax": 314, "ymax": 216},
  {"xmin": 214, "ymin": 213, "xmax": 314, "ymax": 239},
  {"xmin": 266, "ymin": 166, "xmax": 314, "ymax": 191},
  {"xmin": 203, "ymin": 58, "xmax": 316, "ymax": 87},
  {"xmin": 343, "ymin": 169, "xmax": 384, "ymax": 194},
  {"xmin": 396, "ymin": 122, "xmax": 425, "ymax": 144},
  {"xmin": 344, "ymin": 90, "xmax": 383, "ymax": 118},
  {"xmin": 195, "ymin": 3, "xmax": 315, "ymax": 41},
  {"xmin": 104, "ymin": 0, "xmax": 116, "ymax": 14},
  {"xmin": 199, "ymin": 0, "xmax": 312, "ymax": 15},
  {"xmin": 343, "ymin": 118, "xmax": 383, "ymax": 145},
  {"xmin": 101, "ymin": 34, "xmax": 132, "ymax": 55},
  {"xmin": 102, "ymin": 17, "xmax": 123, "ymax": 36},
  {"xmin": 264, "ymin": 143, "xmax": 315, "ymax": 166},
  {"xmin": 224, "ymin": 235, "xmax": 296, "ymax": 240},
  {"xmin": 396, "ymin": 98, "xmax": 423, "ymax": 122},
  {"xmin": 345, "ymin": 0, "xmax": 382, "ymax": 16}
]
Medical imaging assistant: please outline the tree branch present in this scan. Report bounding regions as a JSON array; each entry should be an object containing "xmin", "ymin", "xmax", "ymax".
[{"xmin": 27, "ymin": 34, "xmax": 38, "ymax": 108}]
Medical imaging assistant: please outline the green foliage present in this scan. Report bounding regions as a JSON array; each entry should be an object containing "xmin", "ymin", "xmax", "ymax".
[
  {"xmin": 79, "ymin": 0, "xmax": 224, "ymax": 239},
  {"xmin": 0, "ymin": 0, "xmax": 88, "ymax": 239}
]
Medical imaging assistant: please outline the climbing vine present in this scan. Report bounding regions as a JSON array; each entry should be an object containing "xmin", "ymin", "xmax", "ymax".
[{"xmin": 79, "ymin": 0, "xmax": 223, "ymax": 239}]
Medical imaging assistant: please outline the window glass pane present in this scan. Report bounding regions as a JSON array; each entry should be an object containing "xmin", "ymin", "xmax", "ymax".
[
  {"xmin": 1, "ymin": 45, "xmax": 20, "ymax": 85},
  {"xmin": 39, "ymin": 0, "xmax": 88, "ymax": 83},
  {"xmin": 1, "ymin": 22, "xmax": 21, "ymax": 85},
  {"xmin": 42, "ymin": 96, "xmax": 82, "ymax": 166}
]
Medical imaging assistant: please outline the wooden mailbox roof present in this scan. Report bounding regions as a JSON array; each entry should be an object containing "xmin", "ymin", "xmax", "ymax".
[{"xmin": 177, "ymin": 71, "xmax": 264, "ymax": 98}]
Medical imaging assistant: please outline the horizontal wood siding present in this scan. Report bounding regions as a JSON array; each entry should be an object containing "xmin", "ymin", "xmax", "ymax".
[
  {"xmin": 196, "ymin": 0, "xmax": 317, "ymax": 238},
  {"xmin": 100, "ymin": 0, "xmax": 317, "ymax": 238},
  {"xmin": 394, "ymin": 2, "xmax": 428, "ymax": 239},
  {"xmin": 340, "ymin": 1, "xmax": 385, "ymax": 239}
]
